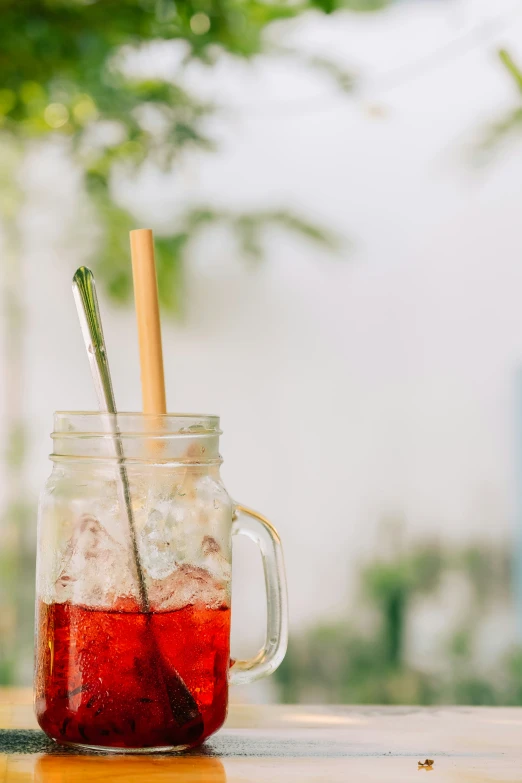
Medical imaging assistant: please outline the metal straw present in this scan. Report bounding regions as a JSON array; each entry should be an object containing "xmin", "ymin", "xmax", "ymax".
[{"xmin": 72, "ymin": 266, "xmax": 149, "ymax": 611}]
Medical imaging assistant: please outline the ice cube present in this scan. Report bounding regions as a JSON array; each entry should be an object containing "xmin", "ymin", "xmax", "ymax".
[
  {"xmin": 55, "ymin": 514, "xmax": 138, "ymax": 607},
  {"xmin": 138, "ymin": 508, "xmax": 178, "ymax": 580},
  {"xmin": 200, "ymin": 536, "xmax": 232, "ymax": 582},
  {"xmin": 139, "ymin": 502, "xmax": 231, "ymax": 583},
  {"xmin": 136, "ymin": 474, "xmax": 232, "ymax": 604},
  {"xmin": 148, "ymin": 563, "xmax": 229, "ymax": 611}
]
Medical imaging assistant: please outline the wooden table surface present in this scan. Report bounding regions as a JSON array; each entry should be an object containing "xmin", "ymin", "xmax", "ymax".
[{"xmin": 2, "ymin": 689, "xmax": 522, "ymax": 782}]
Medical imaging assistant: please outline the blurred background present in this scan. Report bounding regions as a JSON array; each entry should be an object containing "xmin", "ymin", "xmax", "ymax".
[{"xmin": 2, "ymin": 0, "xmax": 522, "ymax": 705}]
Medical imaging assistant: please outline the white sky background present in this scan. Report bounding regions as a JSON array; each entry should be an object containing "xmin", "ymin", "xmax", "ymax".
[{"xmin": 3, "ymin": 0, "xmax": 522, "ymax": 661}]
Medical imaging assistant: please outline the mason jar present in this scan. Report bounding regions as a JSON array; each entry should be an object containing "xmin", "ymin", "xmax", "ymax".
[{"xmin": 34, "ymin": 412, "xmax": 287, "ymax": 752}]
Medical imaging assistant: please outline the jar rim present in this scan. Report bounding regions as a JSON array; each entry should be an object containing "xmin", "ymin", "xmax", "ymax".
[
  {"xmin": 51, "ymin": 412, "xmax": 222, "ymax": 463},
  {"xmin": 55, "ymin": 410, "xmax": 219, "ymax": 420},
  {"xmin": 53, "ymin": 411, "xmax": 221, "ymax": 436}
]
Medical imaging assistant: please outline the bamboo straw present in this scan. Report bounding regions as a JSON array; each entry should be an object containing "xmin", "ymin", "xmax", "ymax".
[
  {"xmin": 130, "ymin": 230, "xmax": 198, "ymax": 500},
  {"xmin": 130, "ymin": 229, "xmax": 167, "ymax": 415},
  {"xmin": 128, "ymin": 229, "xmax": 203, "ymax": 732}
]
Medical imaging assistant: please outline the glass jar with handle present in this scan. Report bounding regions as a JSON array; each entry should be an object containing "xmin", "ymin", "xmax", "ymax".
[{"xmin": 34, "ymin": 412, "xmax": 288, "ymax": 752}]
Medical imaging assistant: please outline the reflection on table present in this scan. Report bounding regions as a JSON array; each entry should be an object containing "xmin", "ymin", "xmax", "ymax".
[{"xmin": 34, "ymin": 753, "xmax": 227, "ymax": 783}]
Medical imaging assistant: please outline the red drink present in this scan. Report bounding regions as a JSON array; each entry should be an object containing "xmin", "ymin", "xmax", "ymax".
[{"xmin": 35, "ymin": 600, "xmax": 231, "ymax": 750}]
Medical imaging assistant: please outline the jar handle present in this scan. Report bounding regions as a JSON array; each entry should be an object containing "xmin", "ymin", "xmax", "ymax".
[{"xmin": 229, "ymin": 503, "xmax": 288, "ymax": 685}]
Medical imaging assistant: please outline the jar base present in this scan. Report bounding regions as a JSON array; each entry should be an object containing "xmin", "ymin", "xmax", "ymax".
[{"xmin": 56, "ymin": 739, "xmax": 193, "ymax": 755}]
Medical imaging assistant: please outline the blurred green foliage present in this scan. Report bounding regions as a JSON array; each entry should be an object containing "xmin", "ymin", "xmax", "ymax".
[
  {"xmin": 477, "ymin": 49, "xmax": 522, "ymax": 159},
  {"xmin": 274, "ymin": 537, "xmax": 516, "ymax": 706},
  {"xmin": 0, "ymin": 0, "xmax": 384, "ymax": 308}
]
